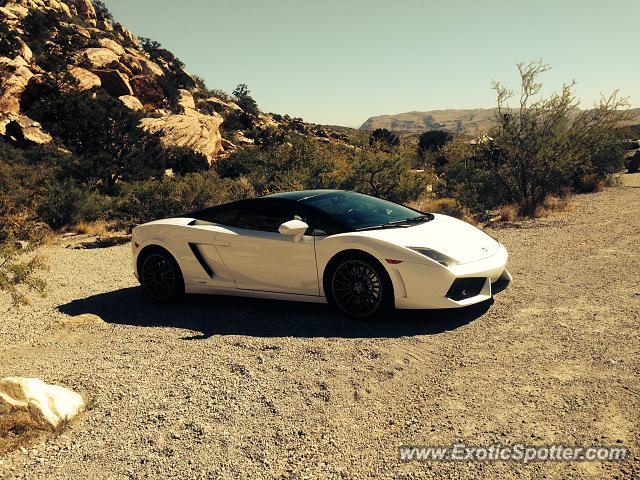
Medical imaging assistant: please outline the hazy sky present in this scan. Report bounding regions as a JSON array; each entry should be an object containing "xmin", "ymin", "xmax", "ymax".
[{"xmin": 103, "ymin": 0, "xmax": 639, "ymax": 127}]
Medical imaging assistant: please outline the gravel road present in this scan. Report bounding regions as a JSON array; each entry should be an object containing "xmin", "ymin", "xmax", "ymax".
[{"xmin": 1, "ymin": 175, "xmax": 639, "ymax": 479}]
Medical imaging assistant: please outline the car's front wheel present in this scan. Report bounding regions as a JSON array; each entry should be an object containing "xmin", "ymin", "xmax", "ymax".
[
  {"xmin": 326, "ymin": 253, "xmax": 393, "ymax": 319},
  {"xmin": 138, "ymin": 248, "xmax": 184, "ymax": 302}
]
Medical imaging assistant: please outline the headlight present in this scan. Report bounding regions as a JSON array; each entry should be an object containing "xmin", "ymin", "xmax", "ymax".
[{"xmin": 408, "ymin": 247, "xmax": 460, "ymax": 267}]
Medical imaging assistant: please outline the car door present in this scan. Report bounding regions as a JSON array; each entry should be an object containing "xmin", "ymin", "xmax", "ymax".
[{"xmin": 214, "ymin": 199, "xmax": 320, "ymax": 296}]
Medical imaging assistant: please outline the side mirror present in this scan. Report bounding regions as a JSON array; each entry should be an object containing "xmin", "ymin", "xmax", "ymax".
[{"xmin": 278, "ymin": 219, "xmax": 309, "ymax": 240}]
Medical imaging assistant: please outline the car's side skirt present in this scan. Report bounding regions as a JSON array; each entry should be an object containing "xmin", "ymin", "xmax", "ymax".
[{"xmin": 185, "ymin": 284, "xmax": 328, "ymax": 304}]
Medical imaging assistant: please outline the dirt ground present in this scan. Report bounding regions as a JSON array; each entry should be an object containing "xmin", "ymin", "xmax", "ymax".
[{"xmin": 1, "ymin": 175, "xmax": 639, "ymax": 479}]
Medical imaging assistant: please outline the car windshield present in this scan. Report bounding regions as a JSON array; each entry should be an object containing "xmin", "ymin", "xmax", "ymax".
[{"xmin": 301, "ymin": 191, "xmax": 427, "ymax": 231}]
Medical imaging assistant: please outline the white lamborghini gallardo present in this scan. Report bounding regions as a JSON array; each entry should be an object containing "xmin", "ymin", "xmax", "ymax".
[{"xmin": 132, "ymin": 190, "xmax": 511, "ymax": 318}]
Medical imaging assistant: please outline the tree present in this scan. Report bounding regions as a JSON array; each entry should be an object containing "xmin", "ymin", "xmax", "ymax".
[
  {"xmin": 232, "ymin": 83, "xmax": 259, "ymax": 116},
  {"xmin": 351, "ymin": 148, "xmax": 428, "ymax": 204},
  {"xmin": 26, "ymin": 90, "xmax": 166, "ymax": 193},
  {"xmin": 92, "ymin": 0, "xmax": 114, "ymax": 22},
  {"xmin": 444, "ymin": 60, "xmax": 629, "ymax": 215},
  {"xmin": 418, "ymin": 130, "xmax": 453, "ymax": 159},
  {"xmin": 369, "ymin": 128, "xmax": 400, "ymax": 149}
]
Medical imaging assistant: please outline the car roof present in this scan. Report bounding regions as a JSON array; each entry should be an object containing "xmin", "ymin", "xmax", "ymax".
[{"xmin": 266, "ymin": 189, "xmax": 341, "ymax": 201}]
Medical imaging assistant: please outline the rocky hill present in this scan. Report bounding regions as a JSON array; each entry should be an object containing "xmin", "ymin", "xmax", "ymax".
[
  {"xmin": 0, "ymin": 0, "xmax": 350, "ymax": 164},
  {"xmin": 360, "ymin": 108, "xmax": 640, "ymax": 134}
]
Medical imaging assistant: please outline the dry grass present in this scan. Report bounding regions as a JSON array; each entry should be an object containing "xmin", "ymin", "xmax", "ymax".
[
  {"xmin": 496, "ymin": 204, "xmax": 519, "ymax": 222},
  {"xmin": 0, "ymin": 412, "xmax": 45, "ymax": 456},
  {"xmin": 70, "ymin": 221, "xmax": 108, "ymax": 236},
  {"xmin": 409, "ymin": 196, "xmax": 476, "ymax": 224},
  {"xmin": 576, "ymin": 174, "xmax": 605, "ymax": 193}
]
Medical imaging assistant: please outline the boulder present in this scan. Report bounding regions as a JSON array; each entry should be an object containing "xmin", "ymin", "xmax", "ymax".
[
  {"xmin": 0, "ymin": 377, "xmax": 84, "ymax": 429},
  {"xmin": 129, "ymin": 74, "xmax": 165, "ymax": 110},
  {"xmin": 2, "ymin": 4, "xmax": 28, "ymax": 19},
  {"xmin": 0, "ymin": 63, "xmax": 33, "ymax": 114},
  {"xmin": 119, "ymin": 94, "xmax": 143, "ymax": 111},
  {"xmin": 5, "ymin": 115, "xmax": 52, "ymax": 146},
  {"xmin": 98, "ymin": 37, "xmax": 125, "ymax": 56},
  {"xmin": 178, "ymin": 89, "xmax": 196, "ymax": 112},
  {"xmin": 92, "ymin": 69, "xmax": 133, "ymax": 97},
  {"xmin": 221, "ymin": 138, "xmax": 236, "ymax": 151},
  {"xmin": 114, "ymin": 22, "xmax": 139, "ymax": 46},
  {"xmin": 0, "ymin": 6, "xmax": 19, "ymax": 20},
  {"xmin": 82, "ymin": 48, "xmax": 120, "ymax": 69},
  {"xmin": 68, "ymin": 67, "xmax": 101, "ymax": 91},
  {"xmin": 141, "ymin": 111, "xmax": 224, "ymax": 164},
  {"xmin": 65, "ymin": 313, "xmax": 105, "ymax": 326},
  {"xmin": 204, "ymin": 96, "xmax": 242, "ymax": 114},
  {"xmin": 74, "ymin": 0, "xmax": 96, "ymax": 25}
]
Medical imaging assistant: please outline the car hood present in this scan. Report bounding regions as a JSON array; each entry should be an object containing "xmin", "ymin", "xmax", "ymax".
[{"xmin": 358, "ymin": 214, "xmax": 500, "ymax": 264}]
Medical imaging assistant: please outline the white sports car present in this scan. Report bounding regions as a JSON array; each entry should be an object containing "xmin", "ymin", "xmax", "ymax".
[{"xmin": 132, "ymin": 190, "xmax": 511, "ymax": 318}]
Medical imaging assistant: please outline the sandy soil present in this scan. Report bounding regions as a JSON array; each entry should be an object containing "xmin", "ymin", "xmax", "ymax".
[{"xmin": 1, "ymin": 175, "xmax": 639, "ymax": 479}]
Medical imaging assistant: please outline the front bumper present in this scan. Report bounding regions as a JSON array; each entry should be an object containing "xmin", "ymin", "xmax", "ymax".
[{"xmin": 392, "ymin": 244, "xmax": 511, "ymax": 309}]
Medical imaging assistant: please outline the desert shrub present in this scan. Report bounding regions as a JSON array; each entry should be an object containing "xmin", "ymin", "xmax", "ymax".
[
  {"xmin": 575, "ymin": 174, "xmax": 605, "ymax": 193},
  {"xmin": 232, "ymin": 84, "xmax": 259, "ymax": 116},
  {"xmin": 627, "ymin": 152, "xmax": 640, "ymax": 173},
  {"xmin": 495, "ymin": 204, "xmax": 519, "ymax": 222},
  {"xmin": 350, "ymin": 148, "xmax": 429, "ymax": 204},
  {"xmin": 369, "ymin": 128, "xmax": 400, "ymax": 149},
  {"xmin": 36, "ymin": 179, "xmax": 110, "ymax": 229},
  {"xmin": 216, "ymin": 136, "xmax": 346, "ymax": 195},
  {"xmin": 409, "ymin": 197, "xmax": 474, "ymax": 223},
  {"xmin": 222, "ymin": 111, "xmax": 252, "ymax": 131},
  {"xmin": 0, "ymin": 18, "xmax": 22, "ymax": 57},
  {"xmin": 0, "ymin": 182, "xmax": 48, "ymax": 305},
  {"xmin": 440, "ymin": 60, "xmax": 629, "ymax": 216},
  {"xmin": 161, "ymin": 146, "xmax": 209, "ymax": 175},
  {"xmin": 113, "ymin": 171, "xmax": 232, "ymax": 228},
  {"xmin": 26, "ymin": 90, "xmax": 165, "ymax": 192},
  {"xmin": 417, "ymin": 130, "xmax": 453, "ymax": 160},
  {"xmin": 22, "ymin": 9, "xmax": 91, "ymax": 72}
]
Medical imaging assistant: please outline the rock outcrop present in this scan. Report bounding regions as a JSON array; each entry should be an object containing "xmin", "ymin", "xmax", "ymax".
[
  {"xmin": 0, "ymin": 377, "xmax": 85, "ymax": 429},
  {"xmin": 92, "ymin": 69, "xmax": 133, "ymax": 97},
  {"xmin": 74, "ymin": 0, "xmax": 96, "ymax": 25},
  {"xmin": 141, "ymin": 110, "xmax": 224, "ymax": 164},
  {"xmin": 119, "ymin": 94, "xmax": 143, "ymax": 111},
  {"xmin": 4, "ymin": 115, "xmax": 52, "ymax": 145},
  {"xmin": 82, "ymin": 47, "xmax": 120, "ymax": 69},
  {"xmin": 68, "ymin": 66, "xmax": 101, "ymax": 90},
  {"xmin": 0, "ymin": 58, "xmax": 33, "ymax": 114}
]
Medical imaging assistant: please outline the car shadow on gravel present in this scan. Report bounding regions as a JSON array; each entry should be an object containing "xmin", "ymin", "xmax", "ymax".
[{"xmin": 58, "ymin": 287, "xmax": 493, "ymax": 339}]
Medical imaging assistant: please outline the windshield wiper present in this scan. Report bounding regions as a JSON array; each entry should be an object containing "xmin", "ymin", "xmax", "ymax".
[{"xmin": 355, "ymin": 214, "xmax": 433, "ymax": 231}]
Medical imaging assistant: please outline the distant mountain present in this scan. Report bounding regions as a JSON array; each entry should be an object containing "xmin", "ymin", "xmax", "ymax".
[
  {"xmin": 360, "ymin": 109, "xmax": 499, "ymax": 133},
  {"xmin": 360, "ymin": 108, "xmax": 640, "ymax": 134}
]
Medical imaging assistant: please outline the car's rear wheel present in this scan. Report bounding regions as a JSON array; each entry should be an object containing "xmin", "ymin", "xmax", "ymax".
[
  {"xmin": 139, "ymin": 248, "xmax": 184, "ymax": 301},
  {"xmin": 327, "ymin": 253, "xmax": 393, "ymax": 319}
]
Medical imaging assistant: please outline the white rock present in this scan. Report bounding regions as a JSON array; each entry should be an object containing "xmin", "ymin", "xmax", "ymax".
[
  {"xmin": 0, "ymin": 377, "xmax": 85, "ymax": 429},
  {"xmin": 98, "ymin": 38, "xmax": 125, "ymax": 57},
  {"xmin": 119, "ymin": 95, "xmax": 144, "ymax": 111}
]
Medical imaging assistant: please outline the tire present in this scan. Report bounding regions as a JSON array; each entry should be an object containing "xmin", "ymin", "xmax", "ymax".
[
  {"xmin": 138, "ymin": 247, "xmax": 185, "ymax": 302},
  {"xmin": 325, "ymin": 252, "xmax": 394, "ymax": 320}
]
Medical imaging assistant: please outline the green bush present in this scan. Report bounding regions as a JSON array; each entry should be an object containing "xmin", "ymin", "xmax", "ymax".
[
  {"xmin": 26, "ymin": 90, "xmax": 166, "ymax": 192},
  {"xmin": 440, "ymin": 61, "xmax": 629, "ymax": 215},
  {"xmin": 36, "ymin": 179, "xmax": 110, "ymax": 229},
  {"xmin": 369, "ymin": 128, "xmax": 400, "ymax": 149},
  {"xmin": 113, "ymin": 171, "xmax": 232, "ymax": 228}
]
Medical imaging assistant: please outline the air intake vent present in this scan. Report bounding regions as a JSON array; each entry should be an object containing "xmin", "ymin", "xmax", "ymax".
[
  {"xmin": 188, "ymin": 243, "xmax": 214, "ymax": 278},
  {"xmin": 446, "ymin": 277, "xmax": 485, "ymax": 301}
]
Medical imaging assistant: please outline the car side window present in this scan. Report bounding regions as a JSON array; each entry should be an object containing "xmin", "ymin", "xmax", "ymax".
[
  {"xmin": 196, "ymin": 204, "xmax": 240, "ymax": 226},
  {"xmin": 235, "ymin": 199, "xmax": 304, "ymax": 233}
]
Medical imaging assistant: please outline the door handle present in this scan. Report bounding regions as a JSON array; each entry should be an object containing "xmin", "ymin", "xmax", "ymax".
[{"xmin": 213, "ymin": 241, "xmax": 229, "ymax": 247}]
